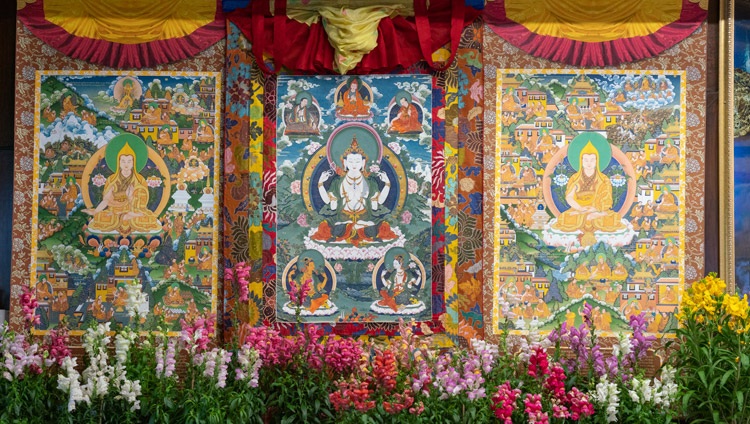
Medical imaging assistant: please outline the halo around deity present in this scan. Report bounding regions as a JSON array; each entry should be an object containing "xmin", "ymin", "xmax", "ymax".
[
  {"xmin": 104, "ymin": 133, "xmax": 149, "ymax": 172},
  {"xmin": 81, "ymin": 133, "xmax": 171, "ymax": 215},
  {"xmin": 294, "ymin": 91, "xmax": 314, "ymax": 106},
  {"xmin": 296, "ymin": 249, "xmax": 327, "ymax": 275},
  {"xmin": 113, "ymin": 77, "xmax": 142, "ymax": 102},
  {"xmin": 326, "ymin": 122, "xmax": 383, "ymax": 172},
  {"xmin": 384, "ymin": 246, "xmax": 411, "ymax": 270},
  {"xmin": 567, "ymin": 132, "xmax": 612, "ymax": 172},
  {"xmin": 394, "ymin": 90, "xmax": 412, "ymax": 106}
]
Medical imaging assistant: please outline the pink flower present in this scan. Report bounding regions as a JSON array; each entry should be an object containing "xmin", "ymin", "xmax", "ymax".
[
  {"xmin": 492, "ymin": 382, "xmax": 521, "ymax": 423},
  {"xmin": 43, "ymin": 326, "xmax": 71, "ymax": 366},
  {"xmin": 297, "ymin": 213, "xmax": 309, "ymax": 227},
  {"xmin": 544, "ymin": 365, "xmax": 567, "ymax": 398},
  {"xmin": 524, "ymin": 394, "xmax": 549, "ymax": 424},
  {"xmin": 367, "ymin": 263, "xmax": 375, "ymax": 272},
  {"xmin": 180, "ymin": 313, "xmax": 216, "ymax": 354},
  {"xmin": 146, "ymin": 176, "xmax": 163, "ymax": 188},
  {"xmin": 92, "ymin": 174, "xmax": 106, "ymax": 187},
  {"xmin": 400, "ymin": 210, "xmax": 412, "ymax": 224},
  {"xmin": 387, "ymin": 142, "xmax": 401, "ymax": 155},
  {"xmin": 20, "ymin": 286, "xmax": 40, "ymax": 329},
  {"xmin": 407, "ymin": 178, "xmax": 418, "ymax": 194},
  {"xmin": 334, "ymin": 263, "xmax": 343, "ymax": 273},
  {"xmin": 369, "ymin": 164, "xmax": 381, "ymax": 173},
  {"xmin": 324, "ymin": 337, "xmax": 363, "ymax": 375},
  {"xmin": 290, "ymin": 180, "xmax": 301, "ymax": 195},
  {"xmin": 235, "ymin": 262, "xmax": 251, "ymax": 302},
  {"xmin": 567, "ymin": 387, "xmax": 595, "ymax": 419},
  {"xmin": 244, "ymin": 327, "xmax": 295, "ymax": 367},
  {"xmin": 528, "ymin": 347, "xmax": 550, "ymax": 378},
  {"xmin": 288, "ymin": 278, "xmax": 311, "ymax": 306}
]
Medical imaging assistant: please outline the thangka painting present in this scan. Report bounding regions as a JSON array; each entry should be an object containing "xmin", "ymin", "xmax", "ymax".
[
  {"xmin": 276, "ymin": 75, "xmax": 433, "ymax": 323},
  {"xmin": 31, "ymin": 71, "xmax": 221, "ymax": 332},
  {"xmin": 491, "ymin": 70, "xmax": 686, "ymax": 334}
]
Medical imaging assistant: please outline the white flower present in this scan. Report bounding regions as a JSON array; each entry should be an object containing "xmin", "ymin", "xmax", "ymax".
[
  {"xmin": 58, "ymin": 357, "xmax": 88, "ymax": 412},
  {"xmin": 388, "ymin": 142, "xmax": 402, "ymax": 155},
  {"xmin": 610, "ymin": 174, "xmax": 627, "ymax": 187},
  {"xmin": 124, "ymin": 280, "xmax": 147, "ymax": 319},
  {"xmin": 553, "ymin": 174, "xmax": 569, "ymax": 186},
  {"xmin": 594, "ymin": 375, "xmax": 620, "ymax": 423},
  {"xmin": 613, "ymin": 333, "xmax": 631, "ymax": 359},
  {"xmin": 305, "ymin": 141, "xmax": 322, "ymax": 155},
  {"xmin": 114, "ymin": 330, "xmax": 135, "ymax": 365}
]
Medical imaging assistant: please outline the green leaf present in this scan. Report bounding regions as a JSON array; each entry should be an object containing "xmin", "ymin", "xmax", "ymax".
[
  {"xmin": 698, "ymin": 370, "xmax": 708, "ymax": 387},
  {"xmin": 738, "ymin": 391, "xmax": 745, "ymax": 410},
  {"xmin": 720, "ymin": 369, "xmax": 734, "ymax": 387},
  {"xmin": 742, "ymin": 354, "xmax": 749, "ymax": 368}
]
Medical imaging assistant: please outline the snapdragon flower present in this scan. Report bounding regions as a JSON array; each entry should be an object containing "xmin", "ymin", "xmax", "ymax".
[{"xmin": 57, "ymin": 356, "xmax": 88, "ymax": 412}]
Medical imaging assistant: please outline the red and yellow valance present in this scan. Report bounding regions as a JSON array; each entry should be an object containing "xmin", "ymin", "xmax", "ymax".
[
  {"xmin": 485, "ymin": 0, "xmax": 707, "ymax": 66},
  {"xmin": 228, "ymin": 0, "xmax": 481, "ymax": 75},
  {"xmin": 17, "ymin": 0, "xmax": 225, "ymax": 68}
]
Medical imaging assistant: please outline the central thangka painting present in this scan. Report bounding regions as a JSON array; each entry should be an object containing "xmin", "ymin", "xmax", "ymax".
[
  {"xmin": 491, "ymin": 69, "xmax": 686, "ymax": 334},
  {"xmin": 275, "ymin": 75, "xmax": 433, "ymax": 323}
]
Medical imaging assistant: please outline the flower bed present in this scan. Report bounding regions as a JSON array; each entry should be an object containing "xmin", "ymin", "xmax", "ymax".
[{"xmin": 0, "ymin": 274, "xmax": 748, "ymax": 423}]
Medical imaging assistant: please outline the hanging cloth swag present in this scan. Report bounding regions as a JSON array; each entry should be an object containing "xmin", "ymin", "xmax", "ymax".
[
  {"xmin": 227, "ymin": 0, "xmax": 481, "ymax": 74},
  {"xmin": 17, "ymin": 0, "xmax": 225, "ymax": 68},
  {"xmin": 485, "ymin": 0, "xmax": 707, "ymax": 66}
]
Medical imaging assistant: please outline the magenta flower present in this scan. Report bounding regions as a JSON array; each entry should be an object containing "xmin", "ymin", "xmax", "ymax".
[
  {"xmin": 492, "ymin": 382, "xmax": 521, "ymax": 423},
  {"xmin": 297, "ymin": 213, "xmax": 309, "ymax": 227},
  {"xmin": 528, "ymin": 347, "xmax": 550, "ymax": 378},
  {"xmin": 244, "ymin": 326, "xmax": 295, "ymax": 367},
  {"xmin": 524, "ymin": 393, "xmax": 549, "ymax": 424},
  {"xmin": 43, "ymin": 326, "xmax": 71, "ymax": 366},
  {"xmin": 323, "ymin": 337, "xmax": 362, "ymax": 375},
  {"xmin": 20, "ymin": 286, "xmax": 40, "ymax": 329},
  {"xmin": 235, "ymin": 262, "xmax": 251, "ymax": 302}
]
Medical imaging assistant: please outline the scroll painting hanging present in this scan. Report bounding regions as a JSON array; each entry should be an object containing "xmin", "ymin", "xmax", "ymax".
[
  {"xmin": 274, "ymin": 75, "xmax": 435, "ymax": 324},
  {"xmin": 489, "ymin": 69, "xmax": 687, "ymax": 335},
  {"xmin": 30, "ymin": 71, "xmax": 221, "ymax": 333}
]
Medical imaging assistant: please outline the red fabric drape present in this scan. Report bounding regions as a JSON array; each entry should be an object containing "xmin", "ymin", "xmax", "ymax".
[
  {"xmin": 227, "ymin": 0, "xmax": 481, "ymax": 74},
  {"xmin": 17, "ymin": 0, "xmax": 225, "ymax": 69},
  {"xmin": 484, "ymin": 0, "xmax": 706, "ymax": 67}
]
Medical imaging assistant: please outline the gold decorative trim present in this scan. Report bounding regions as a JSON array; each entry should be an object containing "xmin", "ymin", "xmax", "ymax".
[{"xmin": 720, "ymin": 0, "xmax": 736, "ymax": 291}]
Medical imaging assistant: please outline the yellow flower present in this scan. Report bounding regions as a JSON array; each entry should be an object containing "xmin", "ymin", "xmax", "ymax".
[{"xmin": 723, "ymin": 294, "xmax": 749, "ymax": 320}]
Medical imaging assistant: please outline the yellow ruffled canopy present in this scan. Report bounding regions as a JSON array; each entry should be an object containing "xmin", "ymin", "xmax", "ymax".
[
  {"xmin": 504, "ymin": 0, "xmax": 682, "ymax": 43},
  {"xmin": 43, "ymin": 0, "xmax": 216, "ymax": 44}
]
